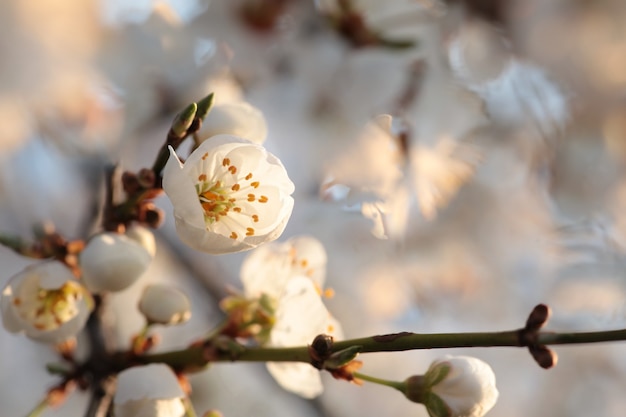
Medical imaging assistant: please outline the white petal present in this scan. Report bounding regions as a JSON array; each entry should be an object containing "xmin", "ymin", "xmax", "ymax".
[{"xmin": 266, "ymin": 362, "xmax": 323, "ymax": 399}]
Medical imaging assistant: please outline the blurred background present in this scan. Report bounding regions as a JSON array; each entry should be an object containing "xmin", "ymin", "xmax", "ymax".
[{"xmin": 2, "ymin": 0, "xmax": 626, "ymax": 416}]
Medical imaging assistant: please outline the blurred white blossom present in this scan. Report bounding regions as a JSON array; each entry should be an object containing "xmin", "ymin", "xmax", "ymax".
[
  {"xmin": 1, "ymin": 261, "xmax": 93, "ymax": 344},
  {"xmin": 163, "ymin": 135, "xmax": 294, "ymax": 254},
  {"xmin": 79, "ymin": 225, "xmax": 156, "ymax": 292},
  {"xmin": 139, "ymin": 284, "xmax": 191, "ymax": 325},
  {"xmin": 448, "ymin": 22, "xmax": 569, "ymax": 140},
  {"xmin": 266, "ymin": 277, "xmax": 343, "ymax": 398},
  {"xmin": 197, "ymin": 101, "xmax": 268, "ymax": 145},
  {"xmin": 114, "ymin": 363, "xmax": 186, "ymax": 417},
  {"xmin": 240, "ymin": 235, "xmax": 328, "ymax": 300}
]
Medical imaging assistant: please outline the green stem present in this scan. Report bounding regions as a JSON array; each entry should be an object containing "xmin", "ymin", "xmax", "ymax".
[
  {"xmin": 131, "ymin": 327, "xmax": 626, "ymax": 372},
  {"xmin": 26, "ymin": 397, "xmax": 49, "ymax": 417},
  {"xmin": 353, "ymin": 372, "xmax": 405, "ymax": 391}
]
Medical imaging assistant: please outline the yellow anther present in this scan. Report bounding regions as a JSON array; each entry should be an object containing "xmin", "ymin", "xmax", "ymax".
[
  {"xmin": 231, "ymin": 184, "xmax": 240, "ymax": 191},
  {"xmin": 251, "ymin": 181, "xmax": 260, "ymax": 188},
  {"xmin": 246, "ymin": 227, "xmax": 255, "ymax": 236},
  {"xmin": 198, "ymin": 174, "xmax": 207, "ymax": 181},
  {"xmin": 258, "ymin": 195, "xmax": 268, "ymax": 203},
  {"xmin": 202, "ymin": 152, "xmax": 209, "ymax": 160},
  {"xmin": 228, "ymin": 166, "xmax": 237, "ymax": 174},
  {"xmin": 247, "ymin": 194, "xmax": 256, "ymax": 202},
  {"xmin": 245, "ymin": 173, "xmax": 253, "ymax": 180},
  {"xmin": 230, "ymin": 232, "xmax": 238, "ymax": 239},
  {"xmin": 252, "ymin": 214, "xmax": 259, "ymax": 223},
  {"xmin": 222, "ymin": 158, "xmax": 230, "ymax": 166}
]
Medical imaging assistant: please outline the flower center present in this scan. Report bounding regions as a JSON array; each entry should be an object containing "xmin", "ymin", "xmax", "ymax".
[
  {"xmin": 196, "ymin": 179, "xmax": 237, "ymax": 223},
  {"xmin": 194, "ymin": 155, "xmax": 272, "ymax": 239},
  {"xmin": 14, "ymin": 281, "xmax": 83, "ymax": 331}
]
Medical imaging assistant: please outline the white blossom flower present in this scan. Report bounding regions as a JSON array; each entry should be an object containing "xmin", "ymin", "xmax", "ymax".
[
  {"xmin": 240, "ymin": 235, "xmax": 328, "ymax": 300},
  {"xmin": 163, "ymin": 135, "xmax": 295, "ymax": 254},
  {"xmin": 79, "ymin": 225, "xmax": 156, "ymax": 292},
  {"xmin": 448, "ymin": 23, "xmax": 569, "ymax": 140},
  {"xmin": 139, "ymin": 284, "xmax": 191, "ymax": 325},
  {"xmin": 406, "ymin": 355, "xmax": 499, "ymax": 417},
  {"xmin": 196, "ymin": 101, "xmax": 267, "ymax": 145},
  {"xmin": 266, "ymin": 277, "xmax": 343, "ymax": 398},
  {"xmin": 1, "ymin": 261, "xmax": 93, "ymax": 344},
  {"xmin": 114, "ymin": 363, "xmax": 186, "ymax": 417}
]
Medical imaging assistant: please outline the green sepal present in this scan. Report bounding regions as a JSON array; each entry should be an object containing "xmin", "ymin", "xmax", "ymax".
[
  {"xmin": 424, "ymin": 362, "xmax": 451, "ymax": 387},
  {"xmin": 424, "ymin": 392, "xmax": 452, "ymax": 417}
]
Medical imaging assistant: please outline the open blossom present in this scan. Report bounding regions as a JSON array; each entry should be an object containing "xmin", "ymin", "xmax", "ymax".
[
  {"xmin": 1, "ymin": 261, "xmax": 94, "ymax": 344},
  {"xmin": 79, "ymin": 225, "xmax": 156, "ymax": 292},
  {"xmin": 163, "ymin": 135, "xmax": 295, "ymax": 254},
  {"xmin": 240, "ymin": 235, "xmax": 328, "ymax": 300},
  {"xmin": 405, "ymin": 355, "xmax": 499, "ymax": 417},
  {"xmin": 196, "ymin": 101, "xmax": 268, "ymax": 145},
  {"xmin": 114, "ymin": 364, "xmax": 186, "ymax": 417},
  {"xmin": 266, "ymin": 277, "xmax": 343, "ymax": 398}
]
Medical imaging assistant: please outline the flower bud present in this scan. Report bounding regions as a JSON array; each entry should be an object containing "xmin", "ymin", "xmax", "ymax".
[
  {"xmin": 1, "ymin": 261, "xmax": 93, "ymax": 344},
  {"xmin": 139, "ymin": 284, "xmax": 191, "ymax": 325},
  {"xmin": 114, "ymin": 364, "xmax": 186, "ymax": 417},
  {"xmin": 404, "ymin": 356, "xmax": 499, "ymax": 417},
  {"xmin": 196, "ymin": 101, "xmax": 267, "ymax": 145},
  {"xmin": 79, "ymin": 226, "xmax": 155, "ymax": 292}
]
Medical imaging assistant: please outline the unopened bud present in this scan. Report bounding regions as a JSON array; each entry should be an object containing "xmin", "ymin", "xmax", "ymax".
[
  {"xmin": 403, "ymin": 356, "xmax": 499, "ymax": 417},
  {"xmin": 171, "ymin": 103, "xmax": 198, "ymax": 138},
  {"xmin": 526, "ymin": 304, "xmax": 551, "ymax": 331},
  {"xmin": 195, "ymin": 93, "xmax": 215, "ymax": 121},
  {"xmin": 139, "ymin": 284, "xmax": 191, "ymax": 325},
  {"xmin": 529, "ymin": 345, "xmax": 558, "ymax": 369},
  {"xmin": 80, "ymin": 226, "xmax": 155, "ymax": 292}
]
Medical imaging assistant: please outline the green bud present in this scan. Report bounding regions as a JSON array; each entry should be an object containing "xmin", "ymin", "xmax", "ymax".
[
  {"xmin": 171, "ymin": 102, "xmax": 198, "ymax": 137},
  {"xmin": 195, "ymin": 93, "xmax": 215, "ymax": 121}
]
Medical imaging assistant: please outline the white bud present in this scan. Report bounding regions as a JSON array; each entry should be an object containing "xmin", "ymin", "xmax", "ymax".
[
  {"xmin": 1, "ymin": 261, "xmax": 93, "ymax": 344},
  {"xmin": 114, "ymin": 364, "xmax": 186, "ymax": 417},
  {"xmin": 197, "ymin": 101, "xmax": 268, "ymax": 145},
  {"xmin": 139, "ymin": 284, "xmax": 191, "ymax": 325},
  {"xmin": 414, "ymin": 356, "xmax": 499, "ymax": 417},
  {"xmin": 79, "ymin": 226, "xmax": 155, "ymax": 292}
]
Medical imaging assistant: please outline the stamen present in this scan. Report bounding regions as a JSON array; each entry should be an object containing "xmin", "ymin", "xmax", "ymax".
[
  {"xmin": 251, "ymin": 181, "xmax": 260, "ymax": 188},
  {"xmin": 231, "ymin": 184, "xmax": 240, "ymax": 191},
  {"xmin": 228, "ymin": 166, "xmax": 237, "ymax": 174},
  {"xmin": 202, "ymin": 152, "xmax": 209, "ymax": 160},
  {"xmin": 198, "ymin": 174, "xmax": 207, "ymax": 181},
  {"xmin": 245, "ymin": 173, "xmax": 253, "ymax": 180},
  {"xmin": 247, "ymin": 194, "xmax": 256, "ymax": 202},
  {"xmin": 233, "ymin": 207, "xmax": 242, "ymax": 213},
  {"xmin": 222, "ymin": 158, "xmax": 230, "ymax": 166},
  {"xmin": 246, "ymin": 227, "xmax": 255, "ymax": 236},
  {"xmin": 258, "ymin": 195, "xmax": 269, "ymax": 203},
  {"xmin": 252, "ymin": 214, "xmax": 259, "ymax": 223},
  {"xmin": 230, "ymin": 232, "xmax": 238, "ymax": 239}
]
